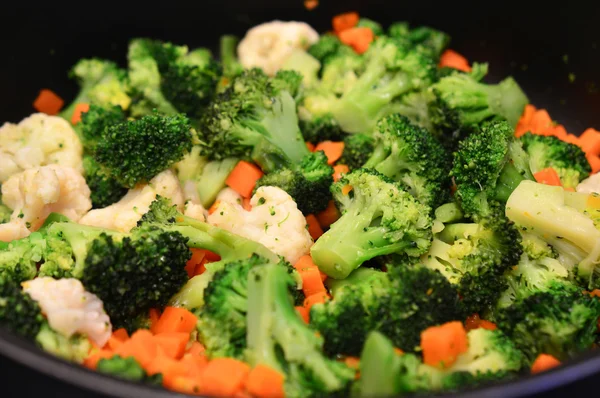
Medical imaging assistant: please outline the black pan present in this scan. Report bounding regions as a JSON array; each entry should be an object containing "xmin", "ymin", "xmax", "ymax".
[{"xmin": 1, "ymin": 1, "xmax": 600, "ymax": 397}]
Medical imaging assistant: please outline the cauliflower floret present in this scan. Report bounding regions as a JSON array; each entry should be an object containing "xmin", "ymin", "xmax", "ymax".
[
  {"xmin": 0, "ymin": 220, "xmax": 31, "ymax": 242},
  {"xmin": 79, "ymin": 169, "xmax": 185, "ymax": 232},
  {"xmin": 237, "ymin": 20, "xmax": 319, "ymax": 76},
  {"xmin": 208, "ymin": 186, "xmax": 313, "ymax": 264},
  {"xmin": 22, "ymin": 277, "xmax": 112, "ymax": 347},
  {"xmin": 216, "ymin": 187, "xmax": 244, "ymax": 206},
  {"xmin": 0, "ymin": 113, "xmax": 83, "ymax": 183},
  {"xmin": 577, "ymin": 172, "xmax": 600, "ymax": 194},
  {"xmin": 0, "ymin": 165, "xmax": 92, "ymax": 240},
  {"xmin": 182, "ymin": 180, "xmax": 207, "ymax": 222}
]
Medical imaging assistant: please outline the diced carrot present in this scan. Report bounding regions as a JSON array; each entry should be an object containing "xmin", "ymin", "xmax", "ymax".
[
  {"xmin": 519, "ymin": 104, "xmax": 537, "ymax": 126},
  {"xmin": 208, "ymin": 200, "xmax": 222, "ymax": 215},
  {"xmin": 112, "ymin": 328, "xmax": 129, "ymax": 342},
  {"xmin": 531, "ymin": 353, "xmax": 561, "ymax": 374},
  {"xmin": 304, "ymin": 292, "xmax": 331, "ymax": 310},
  {"xmin": 565, "ymin": 187, "xmax": 576, "ymax": 192},
  {"xmin": 315, "ymin": 141, "xmax": 345, "ymax": 165},
  {"xmin": 203, "ymin": 250, "xmax": 221, "ymax": 262},
  {"xmin": 70, "ymin": 103, "xmax": 90, "ymax": 125},
  {"xmin": 147, "ymin": 350, "xmax": 189, "ymax": 383},
  {"xmin": 421, "ymin": 321, "xmax": 469, "ymax": 369},
  {"xmin": 332, "ymin": 12, "xmax": 359, "ymax": 34},
  {"xmin": 587, "ymin": 154, "xmax": 600, "ymax": 174},
  {"xmin": 199, "ymin": 358, "xmax": 251, "ymax": 397},
  {"xmin": 316, "ymin": 200, "xmax": 340, "ymax": 228},
  {"xmin": 579, "ymin": 128, "xmax": 600, "ymax": 156},
  {"xmin": 534, "ymin": 167, "xmax": 562, "ymax": 186},
  {"xmin": 168, "ymin": 376, "xmax": 202, "ymax": 396},
  {"xmin": 342, "ymin": 185, "xmax": 353, "ymax": 195},
  {"xmin": 181, "ymin": 352, "xmax": 209, "ymax": 378},
  {"xmin": 153, "ymin": 332, "xmax": 190, "ymax": 359},
  {"xmin": 344, "ymin": 356, "xmax": 360, "ymax": 369},
  {"xmin": 152, "ymin": 307, "xmax": 198, "ymax": 334},
  {"xmin": 246, "ymin": 364, "xmax": 285, "ymax": 398},
  {"xmin": 115, "ymin": 329, "xmax": 157, "ymax": 368},
  {"xmin": 529, "ymin": 109, "xmax": 553, "ymax": 133},
  {"xmin": 550, "ymin": 125, "xmax": 569, "ymax": 141},
  {"xmin": 394, "ymin": 347, "xmax": 404, "ymax": 355},
  {"xmin": 319, "ymin": 270, "xmax": 328, "ymax": 282},
  {"xmin": 479, "ymin": 320, "xmax": 497, "ymax": 331},
  {"xmin": 439, "ymin": 49, "xmax": 471, "ymax": 73},
  {"xmin": 306, "ymin": 142, "xmax": 316, "ymax": 152},
  {"xmin": 107, "ymin": 335, "xmax": 125, "ymax": 351},
  {"xmin": 333, "ymin": 164, "xmax": 350, "ymax": 182},
  {"xmin": 83, "ymin": 349, "xmax": 114, "ymax": 370},
  {"xmin": 306, "ymin": 214, "xmax": 324, "ymax": 240},
  {"xmin": 149, "ymin": 308, "xmax": 161, "ymax": 333},
  {"xmin": 193, "ymin": 260, "xmax": 208, "ymax": 277},
  {"xmin": 465, "ymin": 313, "xmax": 497, "ymax": 331},
  {"xmin": 339, "ymin": 27, "xmax": 374, "ymax": 54},
  {"xmin": 296, "ymin": 306, "xmax": 310, "ymax": 323},
  {"xmin": 242, "ymin": 197, "xmax": 252, "ymax": 211},
  {"xmin": 226, "ymin": 161, "xmax": 264, "ymax": 198},
  {"xmin": 563, "ymin": 133, "xmax": 581, "ymax": 146},
  {"xmin": 32, "ymin": 89, "xmax": 64, "ymax": 115},
  {"xmin": 304, "ymin": 0, "xmax": 319, "ymax": 11},
  {"xmin": 294, "ymin": 254, "xmax": 317, "ymax": 272},
  {"xmin": 185, "ymin": 248, "xmax": 207, "ymax": 278},
  {"xmin": 188, "ymin": 341, "xmax": 207, "ymax": 356},
  {"xmin": 298, "ymin": 265, "xmax": 326, "ymax": 297}
]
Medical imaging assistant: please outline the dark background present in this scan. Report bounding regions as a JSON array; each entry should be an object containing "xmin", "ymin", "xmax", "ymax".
[{"xmin": 1, "ymin": 1, "xmax": 600, "ymax": 396}]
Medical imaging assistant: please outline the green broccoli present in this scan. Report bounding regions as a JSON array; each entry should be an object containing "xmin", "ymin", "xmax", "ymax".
[
  {"xmin": 197, "ymin": 68, "xmax": 309, "ymax": 172},
  {"xmin": 82, "ymin": 156, "xmax": 127, "ymax": 209},
  {"xmin": 94, "ymin": 112, "xmax": 193, "ymax": 188},
  {"xmin": 219, "ymin": 35, "xmax": 244, "ymax": 81},
  {"xmin": 451, "ymin": 120, "xmax": 534, "ymax": 219},
  {"xmin": 319, "ymin": 45, "xmax": 365, "ymax": 96},
  {"xmin": 307, "ymin": 33, "xmax": 343, "ymax": 65},
  {"xmin": 520, "ymin": 132, "xmax": 591, "ymax": 189},
  {"xmin": 356, "ymin": 18, "xmax": 384, "ymax": 36},
  {"xmin": 299, "ymin": 113, "xmax": 347, "ymax": 144},
  {"xmin": 35, "ymin": 322, "xmax": 92, "ymax": 363},
  {"xmin": 59, "ymin": 58, "xmax": 131, "ymax": 122},
  {"xmin": 363, "ymin": 114, "xmax": 451, "ymax": 209},
  {"xmin": 254, "ymin": 151, "xmax": 334, "ymax": 214},
  {"xmin": 311, "ymin": 168, "xmax": 432, "ymax": 279},
  {"xmin": 0, "ymin": 232, "xmax": 44, "ymax": 282},
  {"xmin": 79, "ymin": 104, "xmax": 127, "ymax": 154},
  {"xmin": 246, "ymin": 262, "xmax": 355, "ymax": 397},
  {"xmin": 339, "ymin": 133, "xmax": 374, "ymax": 170},
  {"xmin": 97, "ymin": 355, "xmax": 162, "ymax": 385},
  {"xmin": 496, "ymin": 282, "xmax": 600, "ymax": 361},
  {"xmin": 0, "ymin": 274, "xmax": 44, "ymax": 340},
  {"xmin": 387, "ymin": 22, "xmax": 451, "ymax": 61},
  {"xmin": 332, "ymin": 37, "xmax": 437, "ymax": 133}
]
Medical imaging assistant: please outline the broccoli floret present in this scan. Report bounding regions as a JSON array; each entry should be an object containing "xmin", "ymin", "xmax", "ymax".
[
  {"xmin": 332, "ymin": 37, "xmax": 437, "ymax": 133},
  {"xmin": 387, "ymin": 22, "xmax": 450, "ymax": 60},
  {"xmin": 356, "ymin": 18, "xmax": 384, "ymax": 36},
  {"xmin": 82, "ymin": 156, "xmax": 127, "ymax": 209},
  {"xmin": 281, "ymin": 49, "xmax": 322, "ymax": 88},
  {"xmin": 59, "ymin": 59, "xmax": 131, "ymax": 122},
  {"xmin": 307, "ymin": 33, "xmax": 343, "ymax": 65},
  {"xmin": 255, "ymin": 151, "xmax": 334, "ymax": 214},
  {"xmin": 310, "ymin": 268, "xmax": 390, "ymax": 356},
  {"xmin": 0, "ymin": 275, "xmax": 44, "ymax": 340},
  {"xmin": 520, "ymin": 132, "xmax": 591, "ymax": 189},
  {"xmin": 96, "ymin": 355, "xmax": 161, "ymax": 384},
  {"xmin": 0, "ymin": 232, "xmax": 44, "ymax": 282},
  {"xmin": 198, "ymin": 68, "xmax": 309, "ymax": 172},
  {"xmin": 35, "ymin": 322, "xmax": 91, "ymax": 363},
  {"xmin": 496, "ymin": 282, "xmax": 600, "ymax": 361},
  {"xmin": 311, "ymin": 168, "xmax": 433, "ymax": 279},
  {"xmin": 79, "ymin": 104, "xmax": 127, "ymax": 154},
  {"xmin": 319, "ymin": 45, "xmax": 365, "ymax": 96},
  {"xmin": 363, "ymin": 114, "xmax": 451, "ymax": 209},
  {"xmin": 94, "ymin": 112, "xmax": 193, "ymax": 188},
  {"xmin": 246, "ymin": 262, "xmax": 355, "ymax": 397},
  {"xmin": 420, "ymin": 204, "xmax": 522, "ymax": 315},
  {"xmin": 299, "ymin": 113, "xmax": 347, "ymax": 144},
  {"xmin": 219, "ymin": 35, "xmax": 244, "ymax": 81},
  {"xmin": 339, "ymin": 133, "xmax": 374, "ymax": 170},
  {"xmin": 429, "ymin": 72, "xmax": 529, "ymax": 135},
  {"xmin": 127, "ymin": 38, "xmax": 180, "ymax": 117},
  {"xmin": 451, "ymin": 120, "xmax": 534, "ymax": 219}
]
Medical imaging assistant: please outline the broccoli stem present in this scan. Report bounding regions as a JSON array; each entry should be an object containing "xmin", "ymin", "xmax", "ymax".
[
  {"xmin": 437, "ymin": 223, "xmax": 481, "ymax": 244},
  {"xmin": 434, "ymin": 203, "xmax": 464, "ymax": 224},
  {"xmin": 493, "ymin": 162, "xmax": 527, "ymax": 202},
  {"xmin": 357, "ymin": 331, "xmax": 402, "ymax": 397},
  {"xmin": 219, "ymin": 35, "xmax": 242, "ymax": 76}
]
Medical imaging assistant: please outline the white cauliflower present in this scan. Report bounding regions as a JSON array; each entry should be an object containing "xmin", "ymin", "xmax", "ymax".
[
  {"xmin": 237, "ymin": 20, "xmax": 319, "ymax": 76},
  {"xmin": 0, "ymin": 165, "xmax": 92, "ymax": 240},
  {"xmin": 0, "ymin": 220, "xmax": 31, "ymax": 243},
  {"xmin": 22, "ymin": 277, "xmax": 112, "ymax": 347},
  {"xmin": 215, "ymin": 187, "xmax": 244, "ymax": 206},
  {"xmin": 79, "ymin": 169, "xmax": 185, "ymax": 232},
  {"xmin": 0, "ymin": 113, "xmax": 83, "ymax": 183},
  {"xmin": 182, "ymin": 180, "xmax": 207, "ymax": 222},
  {"xmin": 577, "ymin": 172, "xmax": 600, "ymax": 194},
  {"xmin": 208, "ymin": 186, "xmax": 312, "ymax": 264}
]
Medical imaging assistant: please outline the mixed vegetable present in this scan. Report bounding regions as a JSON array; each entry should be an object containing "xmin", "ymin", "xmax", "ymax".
[{"xmin": 2, "ymin": 9, "xmax": 600, "ymax": 398}]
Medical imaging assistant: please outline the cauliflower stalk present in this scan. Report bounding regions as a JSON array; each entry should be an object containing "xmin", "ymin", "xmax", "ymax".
[
  {"xmin": 207, "ymin": 186, "xmax": 313, "ymax": 264},
  {"xmin": 0, "ymin": 114, "xmax": 83, "ymax": 183},
  {"xmin": 0, "ymin": 165, "xmax": 92, "ymax": 242},
  {"xmin": 237, "ymin": 20, "xmax": 319, "ymax": 76},
  {"xmin": 22, "ymin": 277, "xmax": 112, "ymax": 347},
  {"xmin": 577, "ymin": 171, "xmax": 600, "ymax": 195}
]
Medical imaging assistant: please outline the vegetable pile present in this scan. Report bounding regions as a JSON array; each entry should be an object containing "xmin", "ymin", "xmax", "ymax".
[{"xmin": 2, "ymin": 10, "xmax": 600, "ymax": 398}]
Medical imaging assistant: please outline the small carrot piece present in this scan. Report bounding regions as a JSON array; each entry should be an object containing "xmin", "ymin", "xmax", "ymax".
[
  {"xmin": 33, "ymin": 89, "xmax": 64, "ymax": 115},
  {"xmin": 332, "ymin": 12, "xmax": 359, "ymax": 34},
  {"xmin": 319, "ymin": 270, "xmax": 328, "ymax": 282},
  {"xmin": 394, "ymin": 347, "xmax": 404, "ymax": 356},
  {"xmin": 338, "ymin": 27, "xmax": 374, "ymax": 54},
  {"xmin": 304, "ymin": 0, "xmax": 319, "ymax": 10},
  {"xmin": 534, "ymin": 167, "xmax": 562, "ymax": 186},
  {"xmin": 304, "ymin": 292, "xmax": 331, "ymax": 310},
  {"xmin": 296, "ymin": 306, "xmax": 310, "ymax": 323},
  {"xmin": 294, "ymin": 254, "xmax": 317, "ymax": 272},
  {"xmin": 344, "ymin": 356, "xmax": 360, "ymax": 369},
  {"xmin": 587, "ymin": 154, "xmax": 600, "ymax": 174},
  {"xmin": 421, "ymin": 321, "xmax": 469, "ymax": 369},
  {"xmin": 465, "ymin": 313, "xmax": 497, "ymax": 331},
  {"xmin": 341, "ymin": 185, "xmax": 353, "ymax": 195},
  {"xmin": 208, "ymin": 200, "xmax": 222, "ymax": 215},
  {"xmin": 306, "ymin": 214, "xmax": 324, "ymax": 240},
  {"xmin": 83, "ymin": 349, "xmax": 114, "ymax": 370},
  {"xmin": 188, "ymin": 341, "xmax": 207, "ymax": 356},
  {"xmin": 298, "ymin": 266, "xmax": 326, "ymax": 297},
  {"xmin": 316, "ymin": 200, "xmax": 340, "ymax": 228},
  {"xmin": 181, "ymin": 352, "xmax": 209, "ymax": 378},
  {"xmin": 529, "ymin": 109, "xmax": 553, "ymax": 133},
  {"xmin": 168, "ymin": 376, "xmax": 202, "ymax": 396},
  {"xmin": 112, "ymin": 328, "xmax": 129, "ymax": 342},
  {"xmin": 71, "ymin": 103, "xmax": 90, "ymax": 124},
  {"xmin": 550, "ymin": 125, "xmax": 569, "ymax": 141},
  {"xmin": 333, "ymin": 164, "xmax": 350, "ymax": 182},
  {"xmin": 149, "ymin": 308, "xmax": 161, "ymax": 333},
  {"xmin": 579, "ymin": 128, "xmax": 600, "ymax": 156},
  {"xmin": 147, "ymin": 350, "xmax": 189, "ymax": 382},
  {"xmin": 531, "ymin": 353, "xmax": 561, "ymax": 374},
  {"xmin": 242, "ymin": 197, "xmax": 252, "ymax": 211},
  {"xmin": 199, "ymin": 358, "xmax": 251, "ymax": 398},
  {"xmin": 439, "ymin": 49, "xmax": 471, "ymax": 73},
  {"xmin": 153, "ymin": 332, "xmax": 190, "ymax": 360},
  {"xmin": 115, "ymin": 329, "xmax": 157, "ymax": 368},
  {"xmin": 107, "ymin": 336, "xmax": 125, "ymax": 351},
  {"xmin": 152, "ymin": 307, "xmax": 198, "ymax": 334},
  {"xmin": 479, "ymin": 320, "xmax": 498, "ymax": 331},
  {"xmin": 246, "ymin": 364, "xmax": 285, "ymax": 398},
  {"xmin": 185, "ymin": 248, "xmax": 207, "ymax": 278},
  {"xmin": 306, "ymin": 142, "xmax": 316, "ymax": 152},
  {"xmin": 226, "ymin": 161, "xmax": 264, "ymax": 198},
  {"xmin": 315, "ymin": 141, "xmax": 345, "ymax": 165}
]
